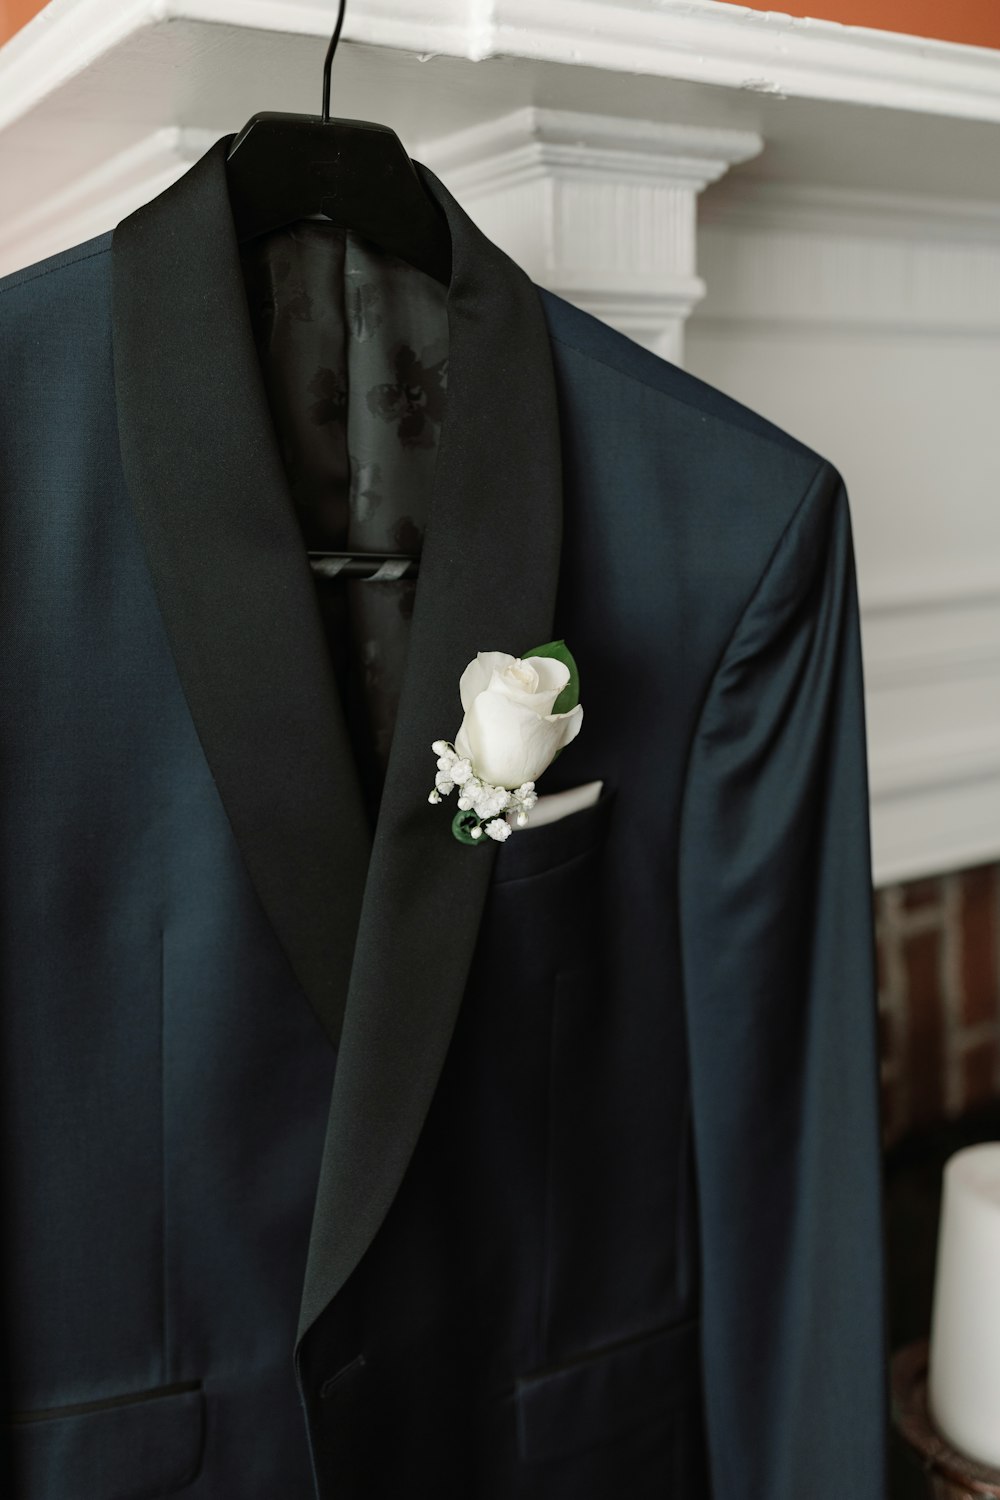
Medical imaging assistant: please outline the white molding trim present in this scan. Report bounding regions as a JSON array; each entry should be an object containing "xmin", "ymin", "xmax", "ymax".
[
  {"xmin": 476, "ymin": 0, "xmax": 1000, "ymax": 122},
  {"xmin": 862, "ymin": 578, "xmax": 1000, "ymax": 881},
  {"xmin": 0, "ymin": 0, "xmax": 142, "ymax": 136},
  {"xmin": 871, "ymin": 763, "xmax": 1000, "ymax": 886},
  {"xmin": 689, "ymin": 318, "xmax": 1000, "ymax": 342},
  {"xmin": 422, "ymin": 109, "xmax": 764, "ymax": 194},
  {"xmin": 420, "ymin": 107, "xmax": 760, "ymax": 363},
  {"xmin": 871, "ymin": 731, "xmax": 1000, "ymax": 801},
  {"xmin": 692, "ymin": 179, "xmax": 1000, "ymax": 336},
  {"xmin": 0, "ymin": 127, "xmax": 220, "ymax": 273},
  {"xmin": 862, "ymin": 573, "xmax": 1000, "ymax": 618},
  {"xmin": 7, "ymin": 0, "xmax": 1000, "ymax": 139},
  {"xmin": 699, "ymin": 180, "xmax": 1000, "ymax": 244}
]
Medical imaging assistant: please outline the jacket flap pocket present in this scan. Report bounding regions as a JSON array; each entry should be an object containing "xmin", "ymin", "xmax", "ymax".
[
  {"xmin": 10, "ymin": 1382, "xmax": 205, "ymax": 1500},
  {"xmin": 516, "ymin": 1317, "xmax": 700, "ymax": 1463}
]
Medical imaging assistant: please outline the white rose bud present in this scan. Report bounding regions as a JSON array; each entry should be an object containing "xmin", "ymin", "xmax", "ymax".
[{"xmin": 453, "ymin": 652, "xmax": 583, "ymax": 789}]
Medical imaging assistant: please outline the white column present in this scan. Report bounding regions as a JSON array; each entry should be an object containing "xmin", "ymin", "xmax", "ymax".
[{"xmin": 417, "ymin": 106, "xmax": 761, "ymax": 366}]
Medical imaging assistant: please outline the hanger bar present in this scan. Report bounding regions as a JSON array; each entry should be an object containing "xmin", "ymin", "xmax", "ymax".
[{"xmin": 307, "ymin": 551, "xmax": 419, "ymax": 581}]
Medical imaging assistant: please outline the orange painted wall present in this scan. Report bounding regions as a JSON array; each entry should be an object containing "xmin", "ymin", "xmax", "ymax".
[
  {"xmin": 0, "ymin": 0, "xmax": 46, "ymax": 46},
  {"xmin": 738, "ymin": 1, "xmax": 1000, "ymax": 50},
  {"xmin": 3, "ymin": 0, "xmax": 1000, "ymax": 48}
]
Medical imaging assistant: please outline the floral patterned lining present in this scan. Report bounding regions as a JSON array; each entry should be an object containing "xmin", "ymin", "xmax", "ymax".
[{"xmin": 239, "ymin": 220, "xmax": 448, "ymax": 823}]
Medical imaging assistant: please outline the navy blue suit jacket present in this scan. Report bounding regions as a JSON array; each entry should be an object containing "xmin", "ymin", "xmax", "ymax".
[{"xmin": 0, "ymin": 133, "xmax": 888, "ymax": 1498}]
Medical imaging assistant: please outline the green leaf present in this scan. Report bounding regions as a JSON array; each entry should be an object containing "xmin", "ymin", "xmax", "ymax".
[
  {"xmin": 452, "ymin": 810, "xmax": 488, "ymax": 846},
  {"xmin": 522, "ymin": 638, "xmax": 580, "ymax": 716}
]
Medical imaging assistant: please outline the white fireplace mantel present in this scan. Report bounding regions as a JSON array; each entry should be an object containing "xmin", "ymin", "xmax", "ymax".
[{"xmin": 2, "ymin": 0, "xmax": 999, "ymax": 884}]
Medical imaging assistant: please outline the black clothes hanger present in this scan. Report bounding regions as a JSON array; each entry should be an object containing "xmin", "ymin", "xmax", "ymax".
[
  {"xmin": 227, "ymin": 0, "xmax": 452, "ymax": 582},
  {"xmin": 225, "ymin": 0, "xmax": 451, "ymax": 285}
]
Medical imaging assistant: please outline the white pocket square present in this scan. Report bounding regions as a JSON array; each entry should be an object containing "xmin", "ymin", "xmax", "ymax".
[{"xmin": 521, "ymin": 779, "xmax": 603, "ymax": 830}]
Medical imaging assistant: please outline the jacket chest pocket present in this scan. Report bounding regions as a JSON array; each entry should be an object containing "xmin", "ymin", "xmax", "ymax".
[
  {"xmin": 481, "ymin": 784, "xmax": 617, "ymax": 981},
  {"xmin": 488, "ymin": 783, "xmax": 616, "ymax": 890},
  {"xmin": 445, "ymin": 785, "xmax": 618, "ymax": 1243}
]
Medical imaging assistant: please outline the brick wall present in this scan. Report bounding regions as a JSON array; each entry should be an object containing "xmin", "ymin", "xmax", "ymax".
[{"xmin": 876, "ymin": 862, "xmax": 1000, "ymax": 1149}]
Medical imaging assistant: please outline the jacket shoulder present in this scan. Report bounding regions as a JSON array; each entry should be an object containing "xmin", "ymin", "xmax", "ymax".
[
  {"xmin": 536, "ymin": 285, "xmax": 829, "ymax": 478},
  {"xmin": 0, "ymin": 229, "xmax": 113, "ymax": 314},
  {"xmin": 0, "ymin": 230, "xmax": 113, "ymax": 400}
]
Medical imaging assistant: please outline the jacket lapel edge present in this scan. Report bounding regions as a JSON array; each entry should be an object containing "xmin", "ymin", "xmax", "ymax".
[
  {"xmin": 110, "ymin": 134, "xmax": 373, "ymax": 1050},
  {"xmin": 296, "ymin": 161, "xmax": 565, "ymax": 1346}
]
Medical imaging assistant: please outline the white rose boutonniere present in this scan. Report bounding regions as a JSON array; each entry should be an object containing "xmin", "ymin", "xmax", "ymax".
[{"xmin": 428, "ymin": 640, "xmax": 584, "ymax": 845}]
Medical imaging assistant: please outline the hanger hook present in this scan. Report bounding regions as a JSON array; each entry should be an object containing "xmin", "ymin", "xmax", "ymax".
[{"xmin": 321, "ymin": 0, "xmax": 348, "ymax": 124}]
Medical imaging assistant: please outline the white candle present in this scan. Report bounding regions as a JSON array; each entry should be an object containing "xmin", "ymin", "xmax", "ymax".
[{"xmin": 927, "ymin": 1141, "xmax": 1000, "ymax": 1471}]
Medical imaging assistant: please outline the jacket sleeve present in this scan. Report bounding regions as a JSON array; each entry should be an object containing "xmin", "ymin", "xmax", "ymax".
[{"xmin": 677, "ymin": 459, "xmax": 889, "ymax": 1499}]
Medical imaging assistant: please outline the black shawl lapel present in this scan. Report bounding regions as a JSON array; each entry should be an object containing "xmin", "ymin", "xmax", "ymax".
[
  {"xmin": 111, "ymin": 134, "xmax": 373, "ymax": 1049},
  {"xmin": 110, "ymin": 131, "xmax": 564, "ymax": 1345},
  {"xmin": 295, "ymin": 157, "xmax": 563, "ymax": 1342}
]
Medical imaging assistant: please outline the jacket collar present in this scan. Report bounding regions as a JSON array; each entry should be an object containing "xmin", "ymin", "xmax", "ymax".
[{"xmin": 110, "ymin": 131, "xmax": 563, "ymax": 1345}]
